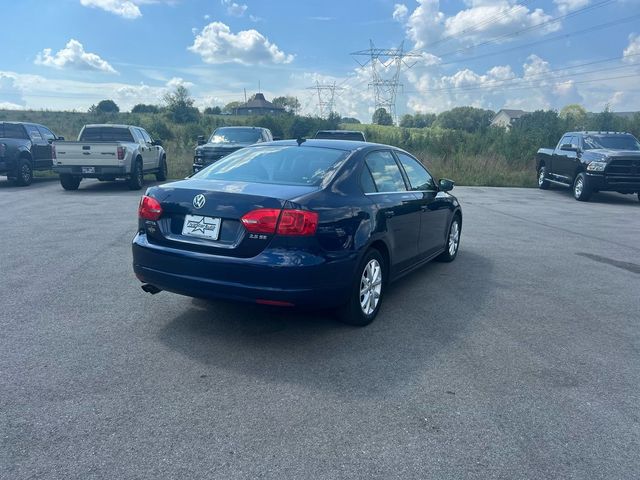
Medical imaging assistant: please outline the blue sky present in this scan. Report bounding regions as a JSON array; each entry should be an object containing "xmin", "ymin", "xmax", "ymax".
[{"xmin": 1, "ymin": 0, "xmax": 639, "ymax": 120}]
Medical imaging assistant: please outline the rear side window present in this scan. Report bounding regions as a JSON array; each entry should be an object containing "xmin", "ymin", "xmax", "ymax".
[
  {"xmin": 396, "ymin": 152, "xmax": 435, "ymax": 191},
  {"xmin": 360, "ymin": 165, "xmax": 377, "ymax": 193},
  {"xmin": 194, "ymin": 145, "xmax": 348, "ymax": 186},
  {"xmin": 364, "ymin": 151, "xmax": 407, "ymax": 193},
  {"xmin": 139, "ymin": 129, "xmax": 152, "ymax": 143},
  {"xmin": 0, "ymin": 123, "xmax": 28, "ymax": 139},
  {"xmin": 79, "ymin": 127, "xmax": 134, "ymax": 142},
  {"xmin": 25, "ymin": 124, "xmax": 43, "ymax": 141}
]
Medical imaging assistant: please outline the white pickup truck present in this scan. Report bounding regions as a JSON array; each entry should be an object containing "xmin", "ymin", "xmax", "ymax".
[{"xmin": 54, "ymin": 124, "xmax": 167, "ymax": 190}]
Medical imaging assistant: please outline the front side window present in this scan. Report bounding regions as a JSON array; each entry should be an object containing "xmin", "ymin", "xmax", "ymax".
[
  {"xmin": 194, "ymin": 145, "xmax": 348, "ymax": 186},
  {"xmin": 396, "ymin": 152, "xmax": 435, "ymax": 191},
  {"xmin": 364, "ymin": 150, "xmax": 407, "ymax": 193}
]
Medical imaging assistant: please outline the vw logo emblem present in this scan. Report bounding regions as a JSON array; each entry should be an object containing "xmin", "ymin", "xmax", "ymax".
[{"xmin": 193, "ymin": 194, "xmax": 206, "ymax": 209}]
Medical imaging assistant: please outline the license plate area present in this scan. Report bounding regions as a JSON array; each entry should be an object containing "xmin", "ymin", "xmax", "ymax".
[
  {"xmin": 182, "ymin": 214, "xmax": 221, "ymax": 241},
  {"xmin": 82, "ymin": 166, "xmax": 95, "ymax": 174}
]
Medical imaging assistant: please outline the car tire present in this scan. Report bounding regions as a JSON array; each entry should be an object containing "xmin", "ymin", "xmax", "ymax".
[
  {"xmin": 337, "ymin": 249, "xmax": 385, "ymax": 327},
  {"xmin": 14, "ymin": 158, "xmax": 33, "ymax": 186},
  {"xmin": 436, "ymin": 215, "xmax": 461, "ymax": 262},
  {"xmin": 60, "ymin": 174, "xmax": 81, "ymax": 191},
  {"xmin": 537, "ymin": 166, "xmax": 550, "ymax": 190},
  {"xmin": 573, "ymin": 172, "xmax": 592, "ymax": 201},
  {"xmin": 128, "ymin": 159, "xmax": 144, "ymax": 190},
  {"xmin": 155, "ymin": 156, "xmax": 167, "ymax": 182}
]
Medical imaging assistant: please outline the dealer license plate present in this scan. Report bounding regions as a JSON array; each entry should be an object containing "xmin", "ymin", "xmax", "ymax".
[{"xmin": 182, "ymin": 215, "xmax": 221, "ymax": 240}]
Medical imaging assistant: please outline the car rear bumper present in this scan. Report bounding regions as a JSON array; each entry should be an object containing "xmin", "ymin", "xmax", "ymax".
[
  {"xmin": 132, "ymin": 233, "xmax": 357, "ymax": 307},
  {"xmin": 54, "ymin": 165, "xmax": 128, "ymax": 177},
  {"xmin": 587, "ymin": 173, "xmax": 640, "ymax": 193}
]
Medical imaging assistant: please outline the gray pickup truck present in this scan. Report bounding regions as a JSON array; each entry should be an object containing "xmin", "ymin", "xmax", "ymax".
[{"xmin": 536, "ymin": 131, "xmax": 640, "ymax": 202}]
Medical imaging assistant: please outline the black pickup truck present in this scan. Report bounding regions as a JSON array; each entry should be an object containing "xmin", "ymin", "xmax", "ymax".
[
  {"xmin": 0, "ymin": 121, "xmax": 63, "ymax": 186},
  {"xmin": 536, "ymin": 131, "xmax": 640, "ymax": 202}
]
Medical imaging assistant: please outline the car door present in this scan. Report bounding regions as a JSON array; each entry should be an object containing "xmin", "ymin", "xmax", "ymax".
[
  {"xmin": 132, "ymin": 128, "xmax": 152, "ymax": 171},
  {"xmin": 37, "ymin": 126, "xmax": 56, "ymax": 168},
  {"xmin": 394, "ymin": 151, "xmax": 449, "ymax": 258},
  {"xmin": 24, "ymin": 124, "xmax": 50, "ymax": 169},
  {"xmin": 552, "ymin": 134, "xmax": 574, "ymax": 181},
  {"xmin": 363, "ymin": 150, "xmax": 421, "ymax": 273},
  {"xmin": 139, "ymin": 128, "xmax": 158, "ymax": 170}
]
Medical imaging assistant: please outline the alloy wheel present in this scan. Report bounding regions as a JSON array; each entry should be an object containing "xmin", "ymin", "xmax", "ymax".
[{"xmin": 359, "ymin": 259, "xmax": 382, "ymax": 315}]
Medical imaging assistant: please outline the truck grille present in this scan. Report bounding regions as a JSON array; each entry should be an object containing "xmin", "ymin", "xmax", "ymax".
[{"xmin": 606, "ymin": 158, "xmax": 640, "ymax": 177}]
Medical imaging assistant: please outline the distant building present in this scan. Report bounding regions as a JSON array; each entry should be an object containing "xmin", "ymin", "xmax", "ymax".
[
  {"xmin": 491, "ymin": 109, "xmax": 530, "ymax": 129},
  {"xmin": 235, "ymin": 93, "xmax": 285, "ymax": 116}
]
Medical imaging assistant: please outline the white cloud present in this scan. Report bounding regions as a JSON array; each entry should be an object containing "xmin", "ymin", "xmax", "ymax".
[
  {"xmin": 80, "ymin": 0, "xmax": 142, "ymax": 19},
  {"xmin": 221, "ymin": 0, "xmax": 247, "ymax": 17},
  {"xmin": 166, "ymin": 77, "xmax": 194, "ymax": 89},
  {"xmin": 35, "ymin": 39, "xmax": 117, "ymax": 74},
  {"xmin": 189, "ymin": 22, "xmax": 294, "ymax": 65},
  {"xmin": 623, "ymin": 33, "xmax": 640, "ymax": 63},
  {"xmin": 0, "ymin": 102, "xmax": 25, "ymax": 110},
  {"xmin": 393, "ymin": 3, "xmax": 409, "ymax": 21},
  {"xmin": 554, "ymin": 0, "xmax": 590, "ymax": 14}
]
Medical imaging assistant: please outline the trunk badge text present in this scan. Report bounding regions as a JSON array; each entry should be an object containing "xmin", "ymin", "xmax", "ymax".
[{"xmin": 193, "ymin": 194, "xmax": 206, "ymax": 209}]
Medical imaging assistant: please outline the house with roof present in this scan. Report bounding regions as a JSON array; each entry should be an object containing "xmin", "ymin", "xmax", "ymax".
[
  {"xmin": 491, "ymin": 109, "xmax": 530, "ymax": 129},
  {"xmin": 235, "ymin": 93, "xmax": 285, "ymax": 116}
]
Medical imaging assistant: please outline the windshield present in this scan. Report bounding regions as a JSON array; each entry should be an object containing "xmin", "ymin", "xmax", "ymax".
[
  {"xmin": 208, "ymin": 128, "xmax": 262, "ymax": 144},
  {"xmin": 583, "ymin": 135, "xmax": 640, "ymax": 151},
  {"xmin": 193, "ymin": 145, "xmax": 348, "ymax": 186},
  {"xmin": 79, "ymin": 127, "xmax": 134, "ymax": 142}
]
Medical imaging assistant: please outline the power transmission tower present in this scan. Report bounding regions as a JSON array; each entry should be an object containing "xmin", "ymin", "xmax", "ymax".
[
  {"xmin": 307, "ymin": 81, "xmax": 342, "ymax": 118},
  {"xmin": 350, "ymin": 40, "xmax": 422, "ymax": 124}
]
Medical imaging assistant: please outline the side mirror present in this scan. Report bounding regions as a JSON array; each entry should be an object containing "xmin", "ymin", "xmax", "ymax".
[
  {"xmin": 152, "ymin": 139, "xmax": 162, "ymax": 147},
  {"xmin": 560, "ymin": 143, "xmax": 578, "ymax": 152},
  {"xmin": 47, "ymin": 139, "xmax": 54, "ymax": 144},
  {"xmin": 57, "ymin": 136, "xmax": 65, "ymax": 141},
  {"xmin": 438, "ymin": 178, "xmax": 455, "ymax": 192},
  {"xmin": 197, "ymin": 135, "xmax": 206, "ymax": 146}
]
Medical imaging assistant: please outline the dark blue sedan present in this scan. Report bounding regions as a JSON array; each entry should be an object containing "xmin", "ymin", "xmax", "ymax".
[{"xmin": 132, "ymin": 139, "xmax": 462, "ymax": 326}]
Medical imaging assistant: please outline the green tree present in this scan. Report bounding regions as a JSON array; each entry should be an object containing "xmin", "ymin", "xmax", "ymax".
[
  {"xmin": 163, "ymin": 85, "xmax": 200, "ymax": 123},
  {"xmin": 559, "ymin": 104, "xmax": 587, "ymax": 129},
  {"xmin": 224, "ymin": 101, "xmax": 244, "ymax": 114},
  {"xmin": 413, "ymin": 113, "xmax": 436, "ymax": 128},
  {"xmin": 399, "ymin": 114, "xmax": 414, "ymax": 128},
  {"xmin": 272, "ymin": 96, "xmax": 300, "ymax": 114},
  {"xmin": 204, "ymin": 106, "xmax": 222, "ymax": 115},
  {"xmin": 90, "ymin": 99, "xmax": 119, "ymax": 114},
  {"xmin": 341, "ymin": 117, "xmax": 361, "ymax": 124},
  {"xmin": 132, "ymin": 104, "xmax": 159, "ymax": 114},
  {"xmin": 588, "ymin": 105, "xmax": 626, "ymax": 132},
  {"xmin": 372, "ymin": 108, "xmax": 393, "ymax": 126},
  {"xmin": 434, "ymin": 107, "xmax": 493, "ymax": 133}
]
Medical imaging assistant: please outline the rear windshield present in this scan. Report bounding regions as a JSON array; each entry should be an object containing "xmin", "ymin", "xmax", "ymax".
[
  {"xmin": 315, "ymin": 131, "xmax": 365, "ymax": 141},
  {"xmin": 209, "ymin": 128, "xmax": 262, "ymax": 144},
  {"xmin": 193, "ymin": 145, "xmax": 349, "ymax": 186},
  {"xmin": 583, "ymin": 135, "xmax": 640, "ymax": 151},
  {"xmin": 0, "ymin": 123, "xmax": 28, "ymax": 139},
  {"xmin": 79, "ymin": 127, "xmax": 134, "ymax": 142}
]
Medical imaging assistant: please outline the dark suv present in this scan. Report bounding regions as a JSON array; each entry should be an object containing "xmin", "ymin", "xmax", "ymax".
[
  {"xmin": 536, "ymin": 131, "xmax": 640, "ymax": 202},
  {"xmin": 193, "ymin": 126, "xmax": 273, "ymax": 173},
  {"xmin": 0, "ymin": 121, "xmax": 63, "ymax": 186}
]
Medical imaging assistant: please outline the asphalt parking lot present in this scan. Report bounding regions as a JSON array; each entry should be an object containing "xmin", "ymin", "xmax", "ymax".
[{"xmin": 1, "ymin": 176, "xmax": 639, "ymax": 479}]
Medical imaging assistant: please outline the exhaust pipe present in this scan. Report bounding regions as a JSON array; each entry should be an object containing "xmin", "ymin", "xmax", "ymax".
[{"xmin": 141, "ymin": 284, "xmax": 162, "ymax": 295}]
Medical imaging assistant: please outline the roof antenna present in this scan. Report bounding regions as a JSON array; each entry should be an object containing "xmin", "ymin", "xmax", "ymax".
[{"xmin": 296, "ymin": 137, "xmax": 306, "ymax": 146}]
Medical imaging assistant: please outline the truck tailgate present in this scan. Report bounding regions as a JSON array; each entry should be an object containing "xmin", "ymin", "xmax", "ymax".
[{"xmin": 55, "ymin": 142, "xmax": 123, "ymax": 166}]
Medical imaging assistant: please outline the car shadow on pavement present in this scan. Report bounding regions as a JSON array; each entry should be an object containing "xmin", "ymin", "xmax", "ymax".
[
  {"xmin": 58, "ymin": 177, "xmax": 164, "ymax": 194},
  {"xmin": 544, "ymin": 185, "xmax": 639, "ymax": 204},
  {"xmin": 0, "ymin": 175, "xmax": 58, "ymax": 189},
  {"xmin": 157, "ymin": 250, "xmax": 494, "ymax": 397}
]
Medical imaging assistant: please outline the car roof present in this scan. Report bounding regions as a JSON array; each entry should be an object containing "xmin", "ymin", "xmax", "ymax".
[
  {"xmin": 83, "ymin": 124, "xmax": 134, "ymax": 129},
  {"xmin": 215, "ymin": 126, "xmax": 264, "ymax": 130},
  {"xmin": 316, "ymin": 130, "xmax": 362, "ymax": 134},
  {"xmin": 567, "ymin": 131, "xmax": 633, "ymax": 136},
  {"xmin": 259, "ymin": 138, "xmax": 400, "ymax": 152}
]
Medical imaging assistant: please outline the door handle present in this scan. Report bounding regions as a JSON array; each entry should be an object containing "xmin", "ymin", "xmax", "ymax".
[{"xmin": 384, "ymin": 211, "xmax": 395, "ymax": 218}]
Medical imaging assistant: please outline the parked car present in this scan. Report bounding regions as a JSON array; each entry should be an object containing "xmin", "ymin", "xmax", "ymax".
[
  {"xmin": 0, "ymin": 121, "xmax": 63, "ymax": 186},
  {"xmin": 54, "ymin": 124, "xmax": 167, "ymax": 191},
  {"xmin": 315, "ymin": 130, "xmax": 367, "ymax": 141},
  {"xmin": 536, "ymin": 131, "xmax": 640, "ymax": 202},
  {"xmin": 133, "ymin": 139, "xmax": 461, "ymax": 326},
  {"xmin": 193, "ymin": 126, "xmax": 273, "ymax": 173}
]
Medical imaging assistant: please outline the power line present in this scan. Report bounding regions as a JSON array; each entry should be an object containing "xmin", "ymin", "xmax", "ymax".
[{"xmin": 307, "ymin": 81, "xmax": 343, "ymax": 118}]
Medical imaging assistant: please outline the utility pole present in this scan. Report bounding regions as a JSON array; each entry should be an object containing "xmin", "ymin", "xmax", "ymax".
[
  {"xmin": 350, "ymin": 40, "xmax": 422, "ymax": 124},
  {"xmin": 307, "ymin": 81, "xmax": 342, "ymax": 119}
]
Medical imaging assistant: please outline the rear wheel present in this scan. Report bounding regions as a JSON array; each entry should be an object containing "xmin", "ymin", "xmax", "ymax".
[
  {"xmin": 14, "ymin": 158, "xmax": 33, "ymax": 186},
  {"xmin": 437, "ymin": 216, "xmax": 461, "ymax": 262},
  {"xmin": 60, "ymin": 174, "xmax": 81, "ymax": 191},
  {"xmin": 573, "ymin": 172, "xmax": 592, "ymax": 201},
  {"xmin": 338, "ymin": 249, "xmax": 385, "ymax": 327},
  {"xmin": 537, "ymin": 166, "xmax": 550, "ymax": 190},
  {"xmin": 128, "ymin": 159, "xmax": 144, "ymax": 190},
  {"xmin": 155, "ymin": 156, "xmax": 167, "ymax": 181}
]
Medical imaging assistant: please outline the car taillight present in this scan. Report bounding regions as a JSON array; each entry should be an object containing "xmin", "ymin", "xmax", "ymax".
[
  {"xmin": 241, "ymin": 208, "xmax": 318, "ymax": 236},
  {"xmin": 51, "ymin": 144, "xmax": 56, "ymax": 160},
  {"xmin": 117, "ymin": 146, "xmax": 126, "ymax": 160},
  {"xmin": 138, "ymin": 195, "xmax": 162, "ymax": 221},
  {"xmin": 241, "ymin": 208, "xmax": 281, "ymax": 234},
  {"xmin": 277, "ymin": 209, "xmax": 318, "ymax": 236}
]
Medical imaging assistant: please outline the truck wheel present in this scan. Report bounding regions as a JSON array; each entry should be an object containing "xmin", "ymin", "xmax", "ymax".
[
  {"xmin": 14, "ymin": 158, "xmax": 33, "ymax": 186},
  {"xmin": 537, "ymin": 166, "xmax": 550, "ymax": 190},
  {"xmin": 573, "ymin": 172, "xmax": 592, "ymax": 201},
  {"xmin": 337, "ymin": 249, "xmax": 385, "ymax": 327},
  {"xmin": 60, "ymin": 174, "xmax": 81, "ymax": 191},
  {"xmin": 128, "ymin": 159, "xmax": 144, "ymax": 190},
  {"xmin": 155, "ymin": 156, "xmax": 167, "ymax": 181}
]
